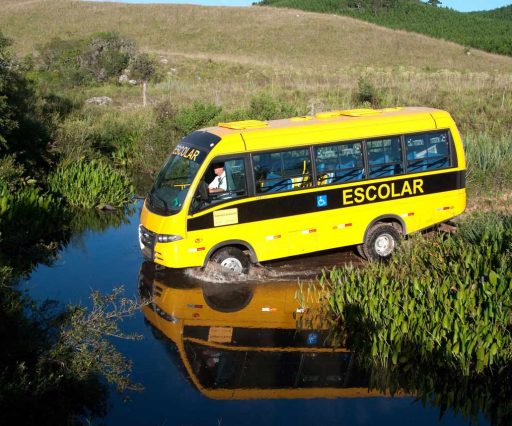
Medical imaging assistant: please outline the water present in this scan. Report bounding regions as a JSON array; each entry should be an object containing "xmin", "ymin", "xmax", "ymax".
[{"xmin": 21, "ymin": 203, "xmax": 487, "ymax": 426}]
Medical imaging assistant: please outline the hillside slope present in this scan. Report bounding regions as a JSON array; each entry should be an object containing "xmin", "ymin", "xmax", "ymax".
[
  {"xmin": 257, "ymin": 0, "xmax": 512, "ymax": 56},
  {"xmin": 0, "ymin": 0, "xmax": 511, "ymax": 74},
  {"xmin": 472, "ymin": 5, "xmax": 512, "ymax": 21}
]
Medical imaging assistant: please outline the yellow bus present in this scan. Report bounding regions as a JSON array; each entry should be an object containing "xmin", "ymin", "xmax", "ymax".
[
  {"xmin": 139, "ymin": 261, "xmax": 385, "ymax": 399},
  {"xmin": 139, "ymin": 107, "xmax": 466, "ymax": 273}
]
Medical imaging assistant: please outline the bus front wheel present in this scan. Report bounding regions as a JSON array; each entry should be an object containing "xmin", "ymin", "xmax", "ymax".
[
  {"xmin": 211, "ymin": 247, "xmax": 250, "ymax": 274},
  {"xmin": 360, "ymin": 223, "xmax": 401, "ymax": 261}
]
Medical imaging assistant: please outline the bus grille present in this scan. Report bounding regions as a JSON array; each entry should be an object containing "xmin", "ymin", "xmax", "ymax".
[{"xmin": 139, "ymin": 225, "xmax": 156, "ymax": 258}]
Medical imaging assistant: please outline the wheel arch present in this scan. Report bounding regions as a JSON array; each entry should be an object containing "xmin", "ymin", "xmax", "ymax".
[
  {"xmin": 363, "ymin": 215, "xmax": 406, "ymax": 242},
  {"xmin": 203, "ymin": 240, "xmax": 258, "ymax": 267}
]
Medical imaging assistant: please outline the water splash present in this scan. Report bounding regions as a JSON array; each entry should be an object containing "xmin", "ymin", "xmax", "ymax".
[{"xmin": 185, "ymin": 261, "xmax": 320, "ymax": 283}]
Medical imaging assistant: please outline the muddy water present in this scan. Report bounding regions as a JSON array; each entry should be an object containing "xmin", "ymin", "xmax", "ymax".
[{"xmin": 21, "ymin": 204, "xmax": 482, "ymax": 426}]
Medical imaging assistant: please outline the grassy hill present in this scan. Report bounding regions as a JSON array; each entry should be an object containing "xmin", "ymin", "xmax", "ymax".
[
  {"xmin": 1, "ymin": 1, "xmax": 511, "ymax": 137},
  {"xmin": 473, "ymin": 5, "xmax": 512, "ymax": 21},
  {"xmin": 256, "ymin": 0, "xmax": 512, "ymax": 56},
  {"xmin": 0, "ymin": 0, "xmax": 511, "ymax": 205},
  {"xmin": 1, "ymin": 0, "xmax": 511, "ymax": 74}
]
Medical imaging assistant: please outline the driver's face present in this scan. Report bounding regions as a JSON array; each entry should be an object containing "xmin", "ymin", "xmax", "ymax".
[{"xmin": 214, "ymin": 166, "xmax": 224, "ymax": 176}]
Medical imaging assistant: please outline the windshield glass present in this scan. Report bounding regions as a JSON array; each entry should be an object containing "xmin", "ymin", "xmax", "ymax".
[{"xmin": 148, "ymin": 144, "xmax": 205, "ymax": 214}]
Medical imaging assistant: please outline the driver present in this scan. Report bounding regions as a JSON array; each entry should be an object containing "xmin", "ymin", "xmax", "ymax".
[{"xmin": 208, "ymin": 162, "xmax": 227, "ymax": 193}]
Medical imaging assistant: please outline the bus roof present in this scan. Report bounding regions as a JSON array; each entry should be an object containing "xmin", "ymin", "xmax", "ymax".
[{"xmin": 204, "ymin": 107, "xmax": 446, "ymax": 140}]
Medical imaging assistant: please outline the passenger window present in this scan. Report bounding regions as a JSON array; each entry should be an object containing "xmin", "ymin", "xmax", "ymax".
[
  {"xmin": 315, "ymin": 141, "xmax": 363, "ymax": 185},
  {"xmin": 253, "ymin": 148, "xmax": 311, "ymax": 193},
  {"xmin": 367, "ymin": 137, "xmax": 403, "ymax": 179},
  {"xmin": 405, "ymin": 131, "xmax": 450, "ymax": 172}
]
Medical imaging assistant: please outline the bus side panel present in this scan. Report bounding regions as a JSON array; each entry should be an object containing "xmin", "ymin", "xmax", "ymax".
[{"xmin": 186, "ymin": 217, "xmax": 289, "ymax": 264}]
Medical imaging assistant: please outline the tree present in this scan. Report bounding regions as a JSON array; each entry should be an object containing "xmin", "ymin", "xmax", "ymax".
[
  {"xmin": 0, "ymin": 32, "xmax": 50, "ymax": 172},
  {"xmin": 129, "ymin": 53, "xmax": 156, "ymax": 107},
  {"xmin": 427, "ymin": 0, "xmax": 442, "ymax": 6}
]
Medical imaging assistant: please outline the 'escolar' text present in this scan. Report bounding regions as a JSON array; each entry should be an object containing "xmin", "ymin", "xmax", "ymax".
[{"xmin": 342, "ymin": 179, "xmax": 424, "ymax": 206}]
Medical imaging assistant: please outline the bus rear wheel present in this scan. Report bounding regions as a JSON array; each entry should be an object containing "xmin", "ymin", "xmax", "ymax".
[
  {"xmin": 211, "ymin": 247, "xmax": 250, "ymax": 274},
  {"xmin": 360, "ymin": 223, "xmax": 401, "ymax": 261}
]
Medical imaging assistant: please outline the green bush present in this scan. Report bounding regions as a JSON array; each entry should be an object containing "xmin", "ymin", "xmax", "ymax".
[
  {"xmin": 52, "ymin": 107, "xmax": 150, "ymax": 167},
  {"xmin": 48, "ymin": 160, "xmax": 133, "ymax": 209},
  {"xmin": 248, "ymin": 92, "xmax": 302, "ymax": 120},
  {"xmin": 353, "ymin": 76, "xmax": 381, "ymax": 107},
  {"xmin": 0, "ymin": 155, "xmax": 26, "ymax": 191},
  {"xmin": 173, "ymin": 101, "xmax": 222, "ymax": 135},
  {"xmin": 37, "ymin": 32, "xmax": 135, "ymax": 86},
  {"xmin": 1, "ymin": 32, "xmax": 52, "ymax": 173}
]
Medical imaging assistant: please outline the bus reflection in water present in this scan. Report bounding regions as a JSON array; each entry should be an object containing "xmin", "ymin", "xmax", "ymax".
[{"xmin": 139, "ymin": 261, "xmax": 387, "ymax": 400}]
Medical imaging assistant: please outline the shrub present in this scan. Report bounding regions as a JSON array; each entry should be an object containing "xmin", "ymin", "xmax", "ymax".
[
  {"xmin": 173, "ymin": 101, "xmax": 222, "ymax": 135},
  {"xmin": 0, "ymin": 155, "xmax": 26, "ymax": 191},
  {"xmin": 248, "ymin": 92, "xmax": 302, "ymax": 120},
  {"xmin": 1, "ymin": 32, "xmax": 51, "ymax": 172},
  {"xmin": 37, "ymin": 32, "xmax": 135, "ymax": 86},
  {"xmin": 48, "ymin": 160, "xmax": 133, "ymax": 209},
  {"xmin": 52, "ymin": 107, "xmax": 150, "ymax": 167},
  {"xmin": 353, "ymin": 76, "xmax": 381, "ymax": 107}
]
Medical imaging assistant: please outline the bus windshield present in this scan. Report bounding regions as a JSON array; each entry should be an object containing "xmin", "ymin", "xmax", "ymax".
[{"xmin": 148, "ymin": 147, "xmax": 204, "ymax": 214}]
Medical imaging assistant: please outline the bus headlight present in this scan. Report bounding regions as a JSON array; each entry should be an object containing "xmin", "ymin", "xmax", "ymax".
[{"xmin": 156, "ymin": 234, "xmax": 183, "ymax": 243}]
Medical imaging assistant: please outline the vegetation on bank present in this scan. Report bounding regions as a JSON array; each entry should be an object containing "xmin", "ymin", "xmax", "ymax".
[
  {"xmin": 256, "ymin": 0, "xmax": 512, "ymax": 56},
  {"xmin": 312, "ymin": 213, "xmax": 512, "ymax": 376},
  {"xmin": 1, "ymin": 32, "xmax": 144, "ymax": 424}
]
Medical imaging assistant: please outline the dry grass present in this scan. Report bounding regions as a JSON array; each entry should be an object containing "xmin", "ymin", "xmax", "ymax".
[{"xmin": 1, "ymin": 0, "xmax": 512, "ymax": 74}]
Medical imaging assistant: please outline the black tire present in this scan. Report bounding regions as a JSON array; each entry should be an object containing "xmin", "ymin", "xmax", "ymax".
[
  {"xmin": 362, "ymin": 223, "xmax": 401, "ymax": 262},
  {"xmin": 202, "ymin": 283, "xmax": 254, "ymax": 312},
  {"xmin": 210, "ymin": 247, "xmax": 250, "ymax": 274},
  {"xmin": 355, "ymin": 244, "xmax": 366, "ymax": 259}
]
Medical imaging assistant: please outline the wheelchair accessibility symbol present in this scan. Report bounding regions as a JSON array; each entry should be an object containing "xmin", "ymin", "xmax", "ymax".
[{"xmin": 316, "ymin": 195, "xmax": 327, "ymax": 208}]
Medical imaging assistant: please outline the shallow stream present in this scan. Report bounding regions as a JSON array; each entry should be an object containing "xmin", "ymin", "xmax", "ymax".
[{"xmin": 21, "ymin": 202, "xmax": 486, "ymax": 425}]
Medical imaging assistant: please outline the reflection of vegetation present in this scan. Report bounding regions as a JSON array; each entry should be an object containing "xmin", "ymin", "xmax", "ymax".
[
  {"xmin": 365, "ymin": 353, "xmax": 512, "ymax": 424},
  {"xmin": 0, "ymin": 190, "xmax": 143, "ymax": 423},
  {"xmin": 322, "ymin": 213, "xmax": 512, "ymax": 374},
  {"xmin": 0, "ymin": 282, "xmax": 143, "ymax": 424},
  {"xmin": 69, "ymin": 203, "xmax": 135, "ymax": 235},
  {"xmin": 0, "ymin": 184, "xmax": 69, "ymax": 273},
  {"xmin": 51, "ymin": 287, "xmax": 144, "ymax": 393},
  {"xmin": 303, "ymin": 212, "xmax": 512, "ymax": 423}
]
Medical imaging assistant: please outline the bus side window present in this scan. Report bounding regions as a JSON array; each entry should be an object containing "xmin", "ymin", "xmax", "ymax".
[
  {"xmin": 253, "ymin": 148, "xmax": 310, "ymax": 193},
  {"xmin": 220, "ymin": 159, "xmax": 243, "ymax": 193},
  {"xmin": 406, "ymin": 130, "xmax": 450, "ymax": 173},
  {"xmin": 367, "ymin": 137, "xmax": 403, "ymax": 179},
  {"xmin": 316, "ymin": 141, "xmax": 364, "ymax": 185}
]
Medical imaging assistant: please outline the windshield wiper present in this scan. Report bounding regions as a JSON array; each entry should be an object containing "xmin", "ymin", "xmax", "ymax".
[{"xmin": 151, "ymin": 191, "xmax": 171, "ymax": 212}]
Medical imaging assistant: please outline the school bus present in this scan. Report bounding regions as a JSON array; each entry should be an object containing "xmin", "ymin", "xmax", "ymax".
[
  {"xmin": 139, "ymin": 261, "xmax": 385, "ymax": 399},
  {"xmin": 139, "ymin": 107, "xmax": 466, "ymax": 273}
]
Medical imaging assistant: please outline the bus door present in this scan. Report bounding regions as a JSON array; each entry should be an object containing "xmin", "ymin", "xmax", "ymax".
[{"xmin": 187, "ymin": 156, "xmax": 267, "ymax": 261}]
